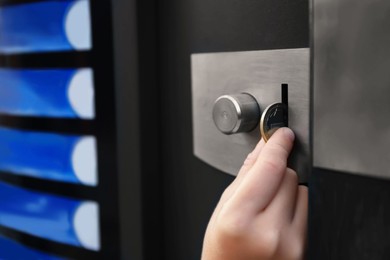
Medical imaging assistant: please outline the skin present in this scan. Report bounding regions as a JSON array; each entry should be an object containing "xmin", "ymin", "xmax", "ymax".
[{"xmin": 201, "ymin": 127, "xmax": 308, "ymax": 260}]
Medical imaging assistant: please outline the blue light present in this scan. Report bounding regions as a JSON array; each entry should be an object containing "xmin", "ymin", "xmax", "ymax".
[
  {"xmin": 0, "ymin": 127, "xmax": 98, "ymax": 186},
  {"xmin": 0, "ymin": 0, "xmax": 92, "ymax": 54},
  {"xmin": 0, "ymin": 68, "xmax": 95, "ymax": 119},
  {"xmin": 0, "ymin": 182, "xmax": 100, "ymax": 250}
]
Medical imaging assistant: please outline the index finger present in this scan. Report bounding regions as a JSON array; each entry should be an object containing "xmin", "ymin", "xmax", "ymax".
[{"xmin": 228, "ymin": 127, "xmax": 295, "ymax": 214}]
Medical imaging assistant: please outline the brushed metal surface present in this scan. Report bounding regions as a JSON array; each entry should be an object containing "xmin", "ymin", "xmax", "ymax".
[
  {"xmin": 191, "ymin": 48, "xmax": 310, "ymax": 182},
  {"xmin": 313, "ymin": 0, "xmax": 390, "ymax": 179}
]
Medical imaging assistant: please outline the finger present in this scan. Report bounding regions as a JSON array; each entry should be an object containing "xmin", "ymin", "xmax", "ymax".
[
  {"xmin": 229, "ymin": 128, "xmax": 295, "ymax": 214},
  {"xmin": 238, "ymin": 138, "xmax": 266, "ymax": 176},
  {"xmin": 264, "ymin": 168, "xmax": 298, "ymax": 222},
  {"xmin": 292, "ymin": 186, "xmax": 308, "ymax": 236},
  {"xmin": 229, "ymin": 138, "xmax": 265, "ymax": 192},
  {"xmin": 216, "ymin": 139, "xmax": 265, "ymax": 209}
]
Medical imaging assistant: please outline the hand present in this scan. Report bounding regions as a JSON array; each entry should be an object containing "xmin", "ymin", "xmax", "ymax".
[{"xmin": 201, "ymin": 128, "xmax": 308, "ymax": 260}]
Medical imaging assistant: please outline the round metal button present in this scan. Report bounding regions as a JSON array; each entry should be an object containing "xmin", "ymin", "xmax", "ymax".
[{"xmin": 212, "ymin": 94, "xmax": 260, "ymax": 135}]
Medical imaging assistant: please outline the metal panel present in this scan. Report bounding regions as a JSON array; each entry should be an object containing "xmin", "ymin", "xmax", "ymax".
[
  {"xmin": 313, "ymin": 0, "xmax": 390, "ymax": 179},
  {"xmin": 191, "ymin": 48, "xmax": 310, "ymax": 182}
]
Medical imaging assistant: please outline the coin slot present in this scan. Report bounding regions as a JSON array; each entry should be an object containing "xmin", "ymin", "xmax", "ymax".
[{"xmin": 281, "ymin": 83, "xmax": 289, "ymax": 126}]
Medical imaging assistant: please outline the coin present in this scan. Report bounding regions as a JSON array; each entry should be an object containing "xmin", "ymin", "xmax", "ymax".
[{"xmin": 260, "ymin": 102, "xmax": 288, "ymax": 142}]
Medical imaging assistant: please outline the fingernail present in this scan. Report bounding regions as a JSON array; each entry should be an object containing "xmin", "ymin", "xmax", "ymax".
[{"xmin": 282, "ymin": 127, "xmax": 295, "ymax": 142}]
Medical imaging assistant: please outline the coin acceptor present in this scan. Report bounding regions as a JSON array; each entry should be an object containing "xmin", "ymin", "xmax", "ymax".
[{"xmin": 191, "ymin": 48, "xmax": 310, "ymax": 183}]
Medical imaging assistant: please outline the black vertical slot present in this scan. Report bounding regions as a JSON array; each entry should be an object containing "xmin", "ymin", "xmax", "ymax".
[
  {"xmin": 281, "ymin": 83, "xmax": 289, "ymax": 126},
  {"xmin": 281, "ymin": 83, "xmax": 288, "ymax": 105}
]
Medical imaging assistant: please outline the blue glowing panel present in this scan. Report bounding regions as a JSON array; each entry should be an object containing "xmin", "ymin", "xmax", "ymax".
[
  {"xmin": 0, "ymin": 127, "xmax": 98, "ymax": 186},
  {"xmin": 0, "ymin": 0, "xmax": 92, "ymax": 54},
  {"xmin": 0, "ymin": 182, "xmax": 100, "ymax": 251},
  {"xmin": 0, "ymin": 68, "xmax": 95, "ymax": 119},
  {"xmin": 0, "ymin": 236, "xmax": 64, "ymax": 260}
]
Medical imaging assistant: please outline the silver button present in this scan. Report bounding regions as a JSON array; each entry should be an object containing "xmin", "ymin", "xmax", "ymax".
[{"xmin": 212, "ymin": 93, "xmax": 260, "ymax": 135}]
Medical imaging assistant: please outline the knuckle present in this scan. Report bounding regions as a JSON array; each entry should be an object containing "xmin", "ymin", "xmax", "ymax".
[
  {"xmin": 257, "ymin": 229, "xmax": 305, "ymax": 260},
  {"xmin": 260, "ymin": 157, "xmax": 285, "ymax": 175},
  {"xmin": 216, "ymin": 209, "xmax": 249, "ymax": 239},
  {"xmin": 286, "ymin": 168, "xmax": 298, "ymax": 184},
  {"xmin": 285, "ymin": 239, "xmax": 306, "ymax": 260},
  {"xmin": 256, "ymin": 229, "xmax": 282, "ymax": 258},
  {"xmin": 220, "ymin": 186, "xmax": 233, "ymax": 201},
  {"xmin": 243, "ymin": 151, "xmax": 256, "ymax": 167},
  {"xmin": 268, "ymin": 141, "xmax": 289, "ymax": 158}
]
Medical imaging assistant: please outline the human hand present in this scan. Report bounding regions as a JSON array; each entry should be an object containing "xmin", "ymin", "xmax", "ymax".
[{"xmin": 201, "ymin": 128, "xmax": 308, "ymax": 260}]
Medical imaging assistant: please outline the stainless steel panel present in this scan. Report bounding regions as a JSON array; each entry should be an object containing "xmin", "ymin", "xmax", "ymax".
[
  {"xmin": 191, "ymin": 48, "xmax": 310, "ymax": 182},
  {"xmin": 313, "ymin": 0, "xmax": 390, "ymax": 179}
]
